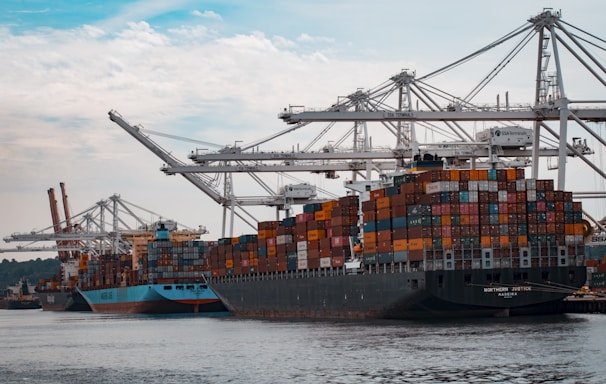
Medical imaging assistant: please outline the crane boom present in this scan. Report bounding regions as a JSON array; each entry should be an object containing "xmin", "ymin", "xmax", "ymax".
[
  {"xmin": 108, "ymin": 110, "xmax": 226, "ymax": 205},
  {"xmin": 47, "ymin": 187, "xmax": 69, "ymax": 261}
]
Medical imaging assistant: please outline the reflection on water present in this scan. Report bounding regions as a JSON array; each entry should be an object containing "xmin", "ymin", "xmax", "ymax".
[{"xmin": 0, "ymin": 310, "xmax": 603, "ymax": 384}]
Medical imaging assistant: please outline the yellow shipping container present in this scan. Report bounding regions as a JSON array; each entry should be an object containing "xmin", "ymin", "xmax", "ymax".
[
  {"xmin": 226, "ymin": 259, "xmax": 234, "ymax": 268},
  {"xmin": 315, "ymin": 211, "xmax": 331, "ymax": 221}
]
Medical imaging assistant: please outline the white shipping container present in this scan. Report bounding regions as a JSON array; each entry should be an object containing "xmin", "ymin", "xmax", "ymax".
[
  {"xmin": 516, "ymin": 179, "xmax": 526, "ymax": 191},
  {"xmin": 276, "ymin": 234, "xmax": 293, "ymax": 245},
  {"xmin": 527, "ymin": 190, "xmax": 537, "ymax": 202},
  {"xmin": 297, "ymin": 259, "xmax": 308, "ymax": 270},
  {"xmin": 468, "ymin": 191, "xmax": 479, "ymax": 202},
  {"xmin": 320, "ymin": 257, "xmax": 332, "ymax": 268},
  {"xmin": 468, "ymin": 180, "xmax": 478, "ymax": 191},
  {"xmin": 478, "ymin": 180, "xmax": 489, "ymax": 191},
  {"xmin": 498, "ymin": 190, "xmax": 508, "ymax": 202},
  {"xmin": 297, "ymin": 249, "xmax": 308, "ymax": 260},
  {"xmin": 488, "ymin": 181, "xmax": 499, "ymax": 192},
  {"xmin": 297, "ymin": 241, "xmax": 308, "ymax": 251},
  {"xmin": 425, "ymin": 181, "xmax": 447, "ymax": 194}
]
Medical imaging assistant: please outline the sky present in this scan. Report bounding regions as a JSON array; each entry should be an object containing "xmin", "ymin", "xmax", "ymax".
[{"xmin": 1, "ymin": 1, "xmax": 605, "ymax": 262}]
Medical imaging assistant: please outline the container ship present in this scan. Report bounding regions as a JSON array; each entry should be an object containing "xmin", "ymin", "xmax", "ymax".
[
  {"xmin": 36, "ymin": 259, "xmax": 91, "ymax": 311},
  {"xmin": 206, "ymin": 168, "xmax": 587, "ymax": 319},
  {"xmin": 77, "ymin": 225, "xmax": 226, "ymax": 314}
]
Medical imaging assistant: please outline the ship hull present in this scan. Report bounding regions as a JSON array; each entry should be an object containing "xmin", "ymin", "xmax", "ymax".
[
  {"xmin": 38, "ymin": 291, "xmax": 91, "ymax": 311},
  {"xmin": 77, "ymin": 283, "xmax": 226, "ymax": 314},
  {"xmin": 7, "ymin": 299, "xmax": 41, "ymax": 310},
  {"xmin": 210, "ymin": 265, "xmax": 587, "ymax": 319}
]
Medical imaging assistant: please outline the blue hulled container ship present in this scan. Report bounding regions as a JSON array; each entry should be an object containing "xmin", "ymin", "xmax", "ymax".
[{"xmin": 78, "ymin": 224, "xmax": 226, "ymax": 314}]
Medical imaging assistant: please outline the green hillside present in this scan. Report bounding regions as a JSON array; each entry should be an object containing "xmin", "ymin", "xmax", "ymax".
[{"xmin": 0, "ymin": 258, "xmax": 61, "ymax": 292}]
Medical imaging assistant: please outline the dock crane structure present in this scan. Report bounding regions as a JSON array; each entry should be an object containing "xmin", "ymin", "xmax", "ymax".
[
  {"xmin": 1, "ymin": 184, "xmax": 207, "ymax": 256},
  {"xmin": 109, "ymin": 9, "xmax": 606, "ymax": 236}
]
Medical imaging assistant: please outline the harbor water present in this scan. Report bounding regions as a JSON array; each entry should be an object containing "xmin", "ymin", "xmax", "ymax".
[{"xmin": 1, "ymin": 310, "xmax": 605, "ymax": 383}]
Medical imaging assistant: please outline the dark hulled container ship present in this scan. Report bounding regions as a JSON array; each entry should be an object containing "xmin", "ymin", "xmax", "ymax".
[
  {"xmin": 36, "ymin": 259, "xmax": 91, "ymax": 311},
  {"xmin": 207, "ymin": 168, "xmax": 587, "ymax": 319}
]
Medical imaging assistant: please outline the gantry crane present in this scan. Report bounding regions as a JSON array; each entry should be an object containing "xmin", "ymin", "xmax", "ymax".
[
  {"xmin": 110, "ymin": 9, "xmax": 606, "ymax": 236},
  {"xmin": 2, "ymin": 188, "xmax": 207, "ymax": 256}
]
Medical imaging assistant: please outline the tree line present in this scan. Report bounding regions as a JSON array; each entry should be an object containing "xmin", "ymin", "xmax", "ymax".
[{"xmin": 0, "ymin": 258, "xmax": 61, "ymax": 293}]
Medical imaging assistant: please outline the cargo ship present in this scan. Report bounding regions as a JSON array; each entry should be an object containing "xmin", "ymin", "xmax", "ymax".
[
  {"xmin": 37, "ymin": 289, "xmax": 91, "ymax": 312},
  {"xmin": 4, "ymin": 278, "xmax": 41, "ymax": 310},
  {"xmin": 77, "ymin": 224, "xmax": 226, "ymax": 314},
  {"xmin": 36, "ymin": 259, "xmax": 91, "ymax": 311},
  {"xmin": 206, "ymin": 168, "xmax": 587, "ymax": 319}
]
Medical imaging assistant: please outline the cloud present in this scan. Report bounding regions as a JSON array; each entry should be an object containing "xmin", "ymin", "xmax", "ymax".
[
  {"xmin": 192, "ymin": 10, "xmax": 223, "ymax": 21},
  {"xmin": 297, "ymin": 33, "xmax": 335, "ymax": 44},
  {"xmin": 272, "ymin": 35, "xmax": 297, "ymax": 49},
  {"xmin": 168, "ymin": 25, "xmax": 216, "ymax": 40},
  {"xmin": 10, "ymin": 8, "xmax": 49, "ymax": 14}
]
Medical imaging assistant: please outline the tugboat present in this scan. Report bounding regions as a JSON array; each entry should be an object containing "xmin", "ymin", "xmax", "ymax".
[{"xmin": 6, "ymin": 279, "xmax": 41, "ymax": 310}]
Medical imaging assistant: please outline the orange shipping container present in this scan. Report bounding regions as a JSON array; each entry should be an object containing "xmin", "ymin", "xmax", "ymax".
[
  {"xmin": 518, "ymin": 235, "xmax": 528, "ymax": 246},
  {"xmin": 499, "ymin": 236, "xmax": 510, "ymax": 247},
  {"xmin": 481, "ymin": 236, "xmax": 491, "ymax": 247},
  {"xmin": 393, "ymin": 239, "xmax": 408, "ymax": 251},
  {"xmin": 408, "ymin": 238, "xmax": 424, "ymax": 251},
  {"xmin": 321, "ymin": 201, "xmax": 337, "ymax": 211},
  {"xmin": 363, "ymin": 232, "xmax": 377, "ymax": 244},
  {"xmin": 376, "ymin": 196, "xmax": 391, "ymax": 209},
  {"xmin": 442, "ymin": 237, "xmax": 453, "ymax": 248},
  {"xmin": 565, "ymin": 224, "xmax": 575, "ymax": 235},
  {"xmin": 307, "ymin": 229, "xmax": 326, "ymax": 240},
  {"xmin": 267, "ymin": 246, "xmax": 277, "ymax": 256},
  {"xmin": 574, "ymin": 223, "xmax": 583, "ymax": 235}
]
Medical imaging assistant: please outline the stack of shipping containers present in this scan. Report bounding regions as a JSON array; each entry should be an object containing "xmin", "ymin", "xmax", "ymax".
[
  {"xmin": 79, "ymin": 168, "xmax": 586, "ymax": 286},
  {"xmin": 359, "ymin": 168, "xmax": 585, "ymax": 269}
]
